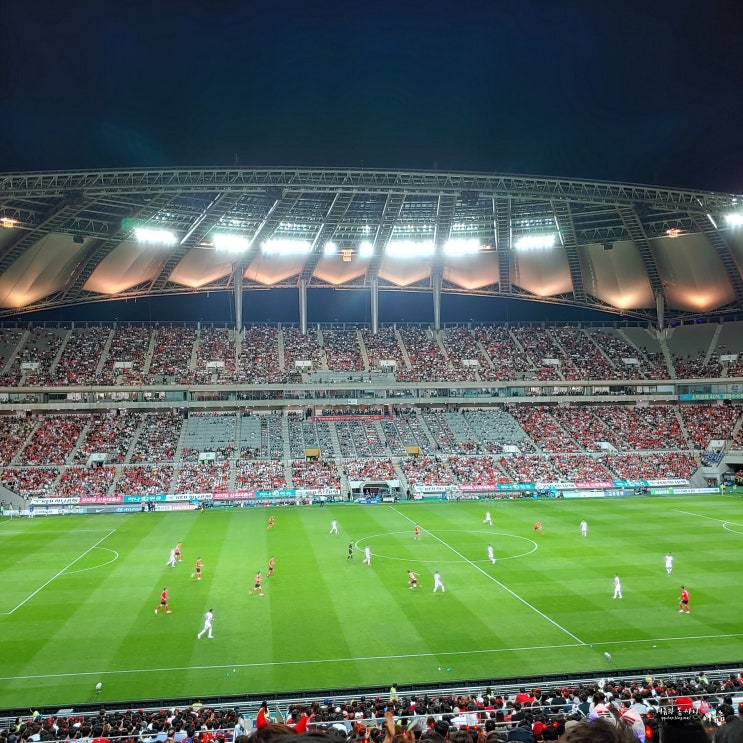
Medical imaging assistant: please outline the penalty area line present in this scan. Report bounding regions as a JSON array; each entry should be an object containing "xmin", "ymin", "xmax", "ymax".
[
  {"xmin": 0, "ymin": 528, "xmax": 117, "ymax": 615},
  {"xmin": 389, "ymin": 506, "xmax": 585, "ymax": 645}
]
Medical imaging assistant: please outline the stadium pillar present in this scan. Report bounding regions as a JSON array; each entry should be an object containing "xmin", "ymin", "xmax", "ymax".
[
  {"xmin": 371, "ymin": 278, "xmax": 378, "ymax": 334},
  {"xmin": 433, "ymin": 272, "xmax": 442, "ymax": 331},
  {"xmin": 299, "ymin": 278, "xmax": 308, "ymax": 335},
  {"xmin": 234, "ymin": 269, "xmax": 243, "ymax": 332},
  {"xmin": 655, "ymin": 289, "xmax": 665, "ymax": 331}
]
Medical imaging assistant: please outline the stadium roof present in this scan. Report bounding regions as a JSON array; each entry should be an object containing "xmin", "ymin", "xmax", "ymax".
[{"xmin": 1, "ymin": 167, "xmax": 742, "ymax": 323}]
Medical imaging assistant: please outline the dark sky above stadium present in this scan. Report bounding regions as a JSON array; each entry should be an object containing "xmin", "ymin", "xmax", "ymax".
[
  {"xmin": 1, "ymin": 0, "xmax": 741, "ymax": 324},
  {"xmin": 2, "ymin": 0, "xmax": 741, "ymax": 193}
]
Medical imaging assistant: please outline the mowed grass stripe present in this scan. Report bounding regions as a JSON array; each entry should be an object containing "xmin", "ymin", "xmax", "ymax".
[{"xmin": 0, "ymin": 497, "xmax": 741, "ymax": 708}]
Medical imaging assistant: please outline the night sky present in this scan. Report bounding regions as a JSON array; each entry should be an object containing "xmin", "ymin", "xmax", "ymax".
[{"xmin": 2, "ymin": 0, "xmax": 742, "ymax": 323}]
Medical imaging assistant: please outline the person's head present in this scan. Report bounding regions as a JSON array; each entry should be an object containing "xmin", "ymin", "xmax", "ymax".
[
  {"xmin": 565, "ymin": 720, "xmax": 635, "ymax": 743},
  {"xmin": 713, "ymin": 719, "xmax": 743, "ymax": 743}
]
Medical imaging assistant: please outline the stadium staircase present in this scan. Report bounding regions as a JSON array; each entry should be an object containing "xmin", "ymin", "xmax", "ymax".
[
  {"xmin": 705, "ymin": 323, "xmax": 723, "ymax": 368},
  {"xmin": 394, "ymin": 328, "xmax": 413, "ymax": 371},
  {"xmin": 141, "ymin": 328, "xmax": 158, "ymax": 376},
  {"xmin": 10, "ymin": 419, "xmax": 40, "ymax": 466},
  {"xmin": 48, "ymin": 327, "xmax": 72, "ymax": 380},
  {"xmin": 94, "ymin": 325, "xmax": 116, "ymax": 380},
  {"xmin": 357, "ymin": 328, "xmax": 370, "ymax": 370},
  {"xmin": 657, "ymin": 329, "xmax": 677, "ymax": 379},
  {"xmin": 281, "ymin": 415, "xmax": 292, "ymax": 462},
  {"xmin": 4, "ymin": 326, "xmax": 29, "ymax": 380},
  {"xmin": 277, "ymin": 326, "xmax": 286, "ymax": 372}
]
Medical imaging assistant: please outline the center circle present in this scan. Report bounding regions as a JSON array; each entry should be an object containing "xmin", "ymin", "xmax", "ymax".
[{"xmin": 355, "ymin": 530, "xmax": 538, "ymax": 563}]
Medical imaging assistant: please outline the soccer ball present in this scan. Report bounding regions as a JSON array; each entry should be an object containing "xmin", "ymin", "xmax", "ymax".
[{"xmin": 95, "ymin": 682, "xmax": 102, "ymax": 691}]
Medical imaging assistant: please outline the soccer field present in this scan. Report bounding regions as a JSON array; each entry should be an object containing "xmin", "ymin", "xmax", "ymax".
[{"xmin": 0, "ymin": 495, "xmax": 741, "ymax": 709}]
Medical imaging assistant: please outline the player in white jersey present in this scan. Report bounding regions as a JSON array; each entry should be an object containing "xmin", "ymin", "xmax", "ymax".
[
  {"xmin": 483, "ymin": 511, "xmax": 493, "ymax": 526},
  {"xmin": 166, "ymin": 548, "xmax": 177, "ymax": 567},
  {"xmin": 329, "ymin": 519, "xmax": 338, "ymax": 534},
  {"xmin": 487, "ymin": 544, "xmax": 496, "ymax": 564},
  {"xmin": 433, "ymin": 571, "xmax": 445, "ymax": 592},
  {"xmin": 197, "ymin": 609, "xmax": 214, "ymax": 639},
  {"xmin": 613, "ymin": 574, "xmax": 622, "ymax": 599},
  {"xmin": 363, "ymin": 545, "xmax": 372, "ymax": 566},
  {"xmin": 580, "ymin": 520, "xmax": 588, "ymax": 537},
  {"xmin": 665, "ymin": 553, "xmax": 673, "ymax": 574}
]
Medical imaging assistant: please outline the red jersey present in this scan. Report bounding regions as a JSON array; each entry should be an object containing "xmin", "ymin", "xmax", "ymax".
[
  {"xmin": 680, "ymin": 589, "xmax": 689, "ymax": 602},
  {"xmin": 254, "ymin": 572, "xmax": 262, "ymax": 587},
  {"xmin": 195, "ymin": 559, "xmax": 202, "ymax": 571},
  {"xmin": 160, "ymin": 590, "xmax": 168, "ymax": 603}
]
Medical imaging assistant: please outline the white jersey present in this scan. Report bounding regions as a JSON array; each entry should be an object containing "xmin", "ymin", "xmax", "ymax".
[
  {"xmin": 580, "ymin": 520, "xmax": 588, "ymax": 536},
  {"xmin": 487, "ymin": 545, "xmax": 495, "ymax": 564},
  {"xmin": 613, "ymin": 576, "xmax": 622, "ymax": 598},
  {"xmin": 484, "ymin": 512, "xmax": 492, "ymax": 525},
  {"xmin": 203, "ymin": 610, "xmax": 213, "ymax": 627},
  {"xmin": 363, "ymin": 546, "xmax": 372, "ymax": 565},
  {"xmin": 433, "ymin": 572, "xmax": 445, "ymax": 592},
  {"xmin": 330, "ymin": 520, "xmax": 338, "ymax": 534},
  {"xmin": 665, "ymin": 554, "xmax": 673, "ymax": 572}
]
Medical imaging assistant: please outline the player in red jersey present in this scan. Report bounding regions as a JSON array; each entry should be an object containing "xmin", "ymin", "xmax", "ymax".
[
  {"xmin": 678, "ymin": 586, "xmax": 690, "ymax": 613},
  {"xmin": 407, "ymin": 570, "xmax": 420, "ymax": 589},
  {"xmin": 192, "ymin": 557, "xmax": 203, "ymax": 580},
  {"xmin": 174, "ymin": 542, "xmax": 183, "ymax": 562},
  {"xmin": 414, "ymin": 524, "xmax": 421, "ymax": 540},
  {"xmin": 268, "ymin": 556, "xmax": 275, "ymax": 577},
  {"xmin": 533, "ymin": 521, "xmax": 544, "ymax": 535},
  {"xmin": 250, "ymin": 571, "xmax": 264, "ymax": 595},
  {"xmin": 267, "ymin": 515, "xmax": 275, "ymax": 529},
  {"xmin": 155, "ymin": 587, "xmax": 171, "ymax": 614}
]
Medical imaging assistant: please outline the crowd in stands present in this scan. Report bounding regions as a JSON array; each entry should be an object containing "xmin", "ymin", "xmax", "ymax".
[
  {"xmin": 51, "ymin": 326, "xmax": 111, "ymax": 385},
  {"xmin": 2, "ymin": 398, "xmax": 742, "ymax": 500},
  {"xmin": 113, "ymin": 465, "xmax": 175, "ymax": 496},
  {"xmin": 150, "ymin": 326, "xmax": 197, "ymax": 383},
  {"xmin": 1, "ymin": 466, "xmax": 59, "ymax": 498},
  {"xmin": 0, "ymin": 321, "xmax": 742, "ymax": 388},
  {"xmin": 441, "ymin": 327, "xmax": 485, "ymax": 382},
  {"xmin": 193, "ymin": 328, "xmax": 236, "ymax": 384},
  {"xmin": 400, "ymin": 456, "xmax": 455, "ymax": 487},
  {"xmin": 20, "ymin": 416, "xmax": 84, "ymax": 465},
  {"xmin": 0, "ymin": 417, "xmax": 36, "ymax": 465},
  {"xmin": 74, "ymin": 413, "xmax": 143, "ymax": 464},
  {"xmin": 238, "ymin": 326, "xmax": 285, "ymax": 384},
  {"xmin": 56, "ymin": 465, "xmax": 116, "ymax": 498},
  {"xmin": 234, "ymin": 461, "xmax": 287, "ymax": 491},
  {"xmin": 396, "ymin": 327, "xmax": 453, "ymax": 383},
  {"xmin": 8, "ymin": 669, "xmax": 743, "ymax": 743},
  {"xmin": 101, "ymin": 325, "xmax": 152, "ymax": 385},
  {"xmin": 130, "ymin": 413, "xmax": 184, "ymax": 463},
  {"xmin": 343, "ymin": 458, "xmax": 397, "ymax": 481},
  {"xmin": 321, "ymin": 329, "xmax": 365, "ymax": 372},
  {"xmin": 174, "ymin": 462, "xmax": 231, "ymax": 494},
  {"xmin": 290, "ymin": 461, "xmax": 341, "ymax": 490}
]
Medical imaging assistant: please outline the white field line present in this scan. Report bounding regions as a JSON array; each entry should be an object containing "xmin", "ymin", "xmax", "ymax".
[
  {"xmin": 1, "ymin": 528, "xmax": 117, "ymax": 615},
  {"xmin": 4, "ymin": 631, "xmax": 742, "ymax": 683},
  {"xmin": 671, "ymin": 509, "xmax": 743, "ymax": 527},
  {"xmin": 389, "ymin": 507, "xmax": 585, "ymax": 644}
]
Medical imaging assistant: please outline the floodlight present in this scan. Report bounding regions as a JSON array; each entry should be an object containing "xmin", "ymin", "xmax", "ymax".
[
  {"xmin": 212, "ymin": 233, "xmax": 249, "ymax": 252},
  {"xmin": 725, "ymin": 213, "xmax": 743, "ymax": 228},
  {"xmin": 386, "ymin": 240, "xmax": 435, "ymax": 258},
  {"xmin": 262, "ymin": 238, "xmax": 311, "ymax": 255},
  {"xmin": 444, "ymin": 238, "xmax": 480, "ymax": 255},
  {"xmin": 324, "ymin": 241, "xmax": 338, "ymax": 256},
  {"xmin": 514, "ymin": 233, "xmax": 556, "ymax": 251},
  {"xmin": 0, "ymin": 216, "xmax": 18, "ymax": 229},
  {"xmin": 359, "ymin": 240, "xmax": 374, "ymax": 257},
  {"xmin": 135, "ymin": 227, "xmax": 177, "ymax": 245}
]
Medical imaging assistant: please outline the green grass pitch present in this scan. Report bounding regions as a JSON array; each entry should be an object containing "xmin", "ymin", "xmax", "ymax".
[{"xmin": 0, "ymin": 495, "xmax": 741, "ymax": 709}]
